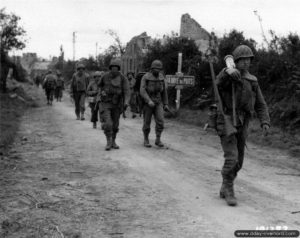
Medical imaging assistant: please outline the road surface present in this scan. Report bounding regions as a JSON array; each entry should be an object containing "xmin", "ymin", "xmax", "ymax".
[{"xmin": 1, "ymin": 88, "xmax": 299, "ymax": 237}]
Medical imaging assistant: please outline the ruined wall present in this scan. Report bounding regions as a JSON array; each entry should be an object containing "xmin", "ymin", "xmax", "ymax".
[
  {"xmin": 180, "ymin": 13, "xmax": 211, "ymax": 54},
  {"xmin": 121, "ymin": 32, "xmax": 151, "ymax": 75}
]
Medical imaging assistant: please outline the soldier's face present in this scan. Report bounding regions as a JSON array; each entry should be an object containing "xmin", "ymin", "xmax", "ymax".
[
  {"xmin": 77, "ymin": 67, "xmax": 84, "ymax": 75},
  {"xmin": 152, "ymin": 68, "xmax": 160, "ymax": 77},
  {"xmin": 236, "ymin": 58, "xmax": 251, "ymax": 71},
  {"xmin": 111, "ymin": 66, "xmax": 119, "ymax": 73}
]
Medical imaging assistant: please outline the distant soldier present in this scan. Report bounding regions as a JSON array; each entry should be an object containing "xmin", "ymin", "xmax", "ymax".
[
  {"xmin": 215, "ymin": 45, "xmax": 270, "ymax": 206},
  {"xmin": 43, "ymin": 70, "xmax": 57, "ymax": 105},
  {"xmin": 87, "ymin": 71, "xmax": 103, "ymax": 129},
  {"xmin": 140, "ymin": 60, "xmax": 169, "ymax": 147},
  {"xmin": 34, "ymin": 74, "xmax": 42, "ymax": 88},
  {"xmin": 55, "ymin": 70, "xmax": 65, "ymax": 102},
  {"xmin": 98, "ymin": 59, "xmax": 130, "ymax": 150},
  {"xmin": 127, "ymin": 72, "xmax": 138, "ymax": 118},
  {"xmin": 70, "ymin": 63, "xmax": 89, "ymax": 120}
]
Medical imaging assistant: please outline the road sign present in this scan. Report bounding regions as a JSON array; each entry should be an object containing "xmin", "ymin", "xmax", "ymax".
[{"xmin": 166, "ymin": 75, "xmax": 195, "ymax": 86}]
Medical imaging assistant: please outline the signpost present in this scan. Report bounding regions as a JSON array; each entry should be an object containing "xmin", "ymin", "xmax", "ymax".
[{"xmin": 165, "ymin": 53, "xmax": 195, "ymax": 111}]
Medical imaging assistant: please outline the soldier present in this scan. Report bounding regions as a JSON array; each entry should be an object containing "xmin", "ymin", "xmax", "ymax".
[
  {"xmin": 55, "ymin": 70, "xmax": 65, "ymax": 102},
  {"xmin": 140, "ymin": 60, "xmax": 169, "ymax": 148},
  {"xmin": 127, "ymin": 72, "xmax": 138, "ymax": 118},
  {"xmin": 43, "ymin": 70, "xmax": 57, "ymax": 105},
  {"xmin": 98, "ymin": 59, "xmax": 130, "ymax": 150},
  {"xmin": 87, "ymin": 71, "xmax": 103, "ymax": 129},
  {"xmin": 70, "ymin": 63, "xmax": 89, "ymax": 120},
  {"xmin": 34, "ymin": 74, "xmax": 41, "ymax": 88},
  {"xmin": 216, "ymin": 45, "xmax": 270, "ymax": 206}
]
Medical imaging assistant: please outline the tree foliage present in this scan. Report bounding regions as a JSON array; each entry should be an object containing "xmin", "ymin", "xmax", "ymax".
[
  {"xmin": 105, "ymin": 29, "xmax": 125, "ymax": 56},
  {"xmin": 0, "ymin": 8, "xmax": 26, "ymax": 53}
]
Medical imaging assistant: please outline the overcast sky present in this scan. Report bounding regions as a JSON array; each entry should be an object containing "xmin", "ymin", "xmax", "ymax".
[{"xmin": 2, "ymin": 0, "xmax": 300, "ymax": 60}]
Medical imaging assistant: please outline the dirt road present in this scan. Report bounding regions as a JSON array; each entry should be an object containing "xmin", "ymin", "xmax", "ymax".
[{"xmin": 1, "ymin": 88, "xmax": 299, "ymax": 237}]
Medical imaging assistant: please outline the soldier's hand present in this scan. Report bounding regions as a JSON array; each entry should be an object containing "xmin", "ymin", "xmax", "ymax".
[
  {"xmin": 262, "ymin": 124, "xmax": 270, "ymax": 137},
  {"xmin": 225, "ymin": 68, "xmax": 241, "ymax": 82},
  {"xmin": 148, "ymin": 101, "xmax": 155, "ymax": 107}
]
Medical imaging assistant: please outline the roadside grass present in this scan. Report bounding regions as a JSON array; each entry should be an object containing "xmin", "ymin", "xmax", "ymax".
[
  {"xmin": 0, "ymin": 83, "xmax": 40, "ymax": 155},
  {"xmin": 171, "ymin": 107, "xmax": 300, "ymax": 158}
]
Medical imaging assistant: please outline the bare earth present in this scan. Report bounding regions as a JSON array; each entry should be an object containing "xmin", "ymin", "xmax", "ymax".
[{"xmin": 1, "ymin": 88, "xmax": 299, "ymax": 237}]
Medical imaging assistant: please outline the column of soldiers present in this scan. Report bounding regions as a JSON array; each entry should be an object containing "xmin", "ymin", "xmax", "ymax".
[
  {"xmin": 66, "ymin": 45, "xmax": 270, "ymax": 207},
  {"xmin": 69, "ymin": 59, "xmax": 169, "ymax": 150},
  {"xmin": 42, "ymin": 70, "xmax": 65, "ymax": 105}
]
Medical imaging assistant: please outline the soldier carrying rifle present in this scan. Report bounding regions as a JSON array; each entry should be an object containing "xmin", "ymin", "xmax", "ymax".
[{"xmin": 213, "ymin": 45, "xmax": 270, "ymax": 206}]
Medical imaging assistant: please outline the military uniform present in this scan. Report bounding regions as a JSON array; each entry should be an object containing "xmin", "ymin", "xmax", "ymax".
[
  {"xmin": 70, "ymin": 65, "xmax": 89, "ymax": 120},
  {"xmin": 55, "ymin": 74, "xmax": 64, "ymax": 102},
  {"xmin": 140, "ymin": 60, "xmax": 169, "ymax": 147},
  {"xmin": 43, "ymin": 72, "xmax": 57, "ymax": 105},
  {"xmin": 87, "ymin": 71, "xmax": 103, "ymax": 128},
  {"xmin": 216, "ymin": 45, "xmax": 270, "ymax": 206},
  {"xmin": 98, "ymin": 60, "xmax": 130, "ymax": 150}
]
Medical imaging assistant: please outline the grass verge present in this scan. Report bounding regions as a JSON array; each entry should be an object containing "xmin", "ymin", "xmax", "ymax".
[{"xmin": 0, "ymin": 83, "xmax": 40, "ymax": 155}]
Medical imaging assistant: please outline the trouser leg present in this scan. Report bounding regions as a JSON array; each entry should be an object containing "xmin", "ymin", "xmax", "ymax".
[
  {"xmin": 79, "ymin": 93, "xmax": 86, "ymax": 114},
  {"xmin": 220, "ymin": 133, "xmax": 239, "ymax": 206},
  {"xmin": 111, "ymin": 107, "xmax": 121, "ymax": 149},
  {"xmin": 89, "ymin": 103, "xmax": 98, "ymax": 123},
  {"xmin": 142, "ymin": 105, "xmax": 153, "ymax": 135},
  {"xmin": 73, "ymin": 92, "xmax": 81, "ymax": 117},
  {"xmin": 154, "ymin": 103, "xmax": 164, "ymax": 136}
]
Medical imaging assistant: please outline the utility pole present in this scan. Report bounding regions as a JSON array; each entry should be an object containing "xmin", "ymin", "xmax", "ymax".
[
  {"xmin": 96, "ymin": 42, "xmax": 98, "ymax": 59},
  {"xmin": 254, "ymin": 10, "xmax": 269, "ymax": 46},
  {"xmin": 72, "ymin": 31, "xmax": 76, "ymax": 62}
]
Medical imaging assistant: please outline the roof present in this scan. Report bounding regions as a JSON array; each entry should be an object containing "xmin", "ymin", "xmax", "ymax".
[{"xmin": 31, "ymin": 61, "xmax": 51, "ymax": 71}]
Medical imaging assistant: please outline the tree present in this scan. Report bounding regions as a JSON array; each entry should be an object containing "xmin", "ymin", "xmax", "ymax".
[
  {"xmin": 0, "ymin": 8, "xmax": 26, "ymax": 53},
  {"xmin": 0, "ymin": 8, "xmax": 26, "ymax": 91},
  {"xmin": 218, "ymin": 29, "xmax": 256, "ymax": 63},
  {"xmin": 105, "ymin": 29, "xmax": 125, "ymax": 56}
]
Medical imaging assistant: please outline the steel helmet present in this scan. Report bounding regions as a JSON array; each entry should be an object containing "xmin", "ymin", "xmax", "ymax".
[
  {"xmin": 127, "ymin": 71, "xmax": 134, "ymax": 77},
  {"xmin": 151, "ymin": 60, "xmax": 163, "ymax": 69},
  {"xmin": 93, "ymin": 71, "xmax": 103, "ymax": 77},
  {"xmin": 76, "ymin": 63, "xmax": 85, "ymax": 69},
  {"xmin": 232, "ymin": 45, "xmax": 254, "ymax": 62},
  {"xmin": 109, "ymin": 59, "xmax": 121, "ymax": 70}
]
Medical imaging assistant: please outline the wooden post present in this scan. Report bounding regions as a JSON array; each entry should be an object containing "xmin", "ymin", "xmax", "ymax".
[{"xmin": 176, "ymin": 52, "xmax": 183, "ymax": 111}]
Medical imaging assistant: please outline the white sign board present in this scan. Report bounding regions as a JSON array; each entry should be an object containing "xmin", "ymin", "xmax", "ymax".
[{"xmin": 166, "ymin": 75, "xmax": 195, "ymax": 86}]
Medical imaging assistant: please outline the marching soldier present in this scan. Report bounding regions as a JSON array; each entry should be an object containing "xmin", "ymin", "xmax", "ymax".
[
  {"xmin": 43, "ymin": 70, "xmax": 57, "ymax": 105},
  {"xmin": 70, "ymin": 63, "xmax": 89, "ymax": 120},
  {"xmin": 55, "ymin": 70, "xmax": 65, "ymax": 102},
  {"xmin": 87, "ymin": 71, "xmax": 103, "ymax": 129},
  {"xmin": 140, "ymin": 60, "xmax": 169, "ymax": 148},
  {"xmin": 98, "ymin": 59, "xmax": 130, "ymax": 150},
  {"xmin": 216, "ymin": 45, "xmax": 270, "ymax": 206},
  {"xmin": 127, "ymin": 72, "xmax": 138, "ymax": 118}
]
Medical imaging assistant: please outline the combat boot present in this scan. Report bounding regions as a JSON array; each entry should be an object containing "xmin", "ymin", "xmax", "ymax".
[
  {"xmin": 80, "ymin": 113, "xmax": 85, "ymax": 121},
  {"xmin": 224, "ymin": 182, "xmax": 237, "ymax": 206},
  {"xmin": 76, "ymin": 113, "xmax": 80, "ymax": 120},
  {"xmin": 143, "ymin": 132, "xmax": 151, "ymax": 148},
  {"xmin": 112, "ymin": 134, "xmax": 120, "ymax": 149},
  {"xmin": 93, "ymin": 122, "xmax": 97, "ymax": 129},
  {"xmin": 155, "ymin": 135, "xmax": 164, "ymax": 147},
  {"xmin": 105, "ymin": 136, "xmax": 112, "ymax": 151}
]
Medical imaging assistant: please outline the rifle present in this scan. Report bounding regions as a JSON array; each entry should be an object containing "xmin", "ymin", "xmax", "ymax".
[{"xmin": 209, "ymin": 60, "xmax": 237, "ymax": 136}]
